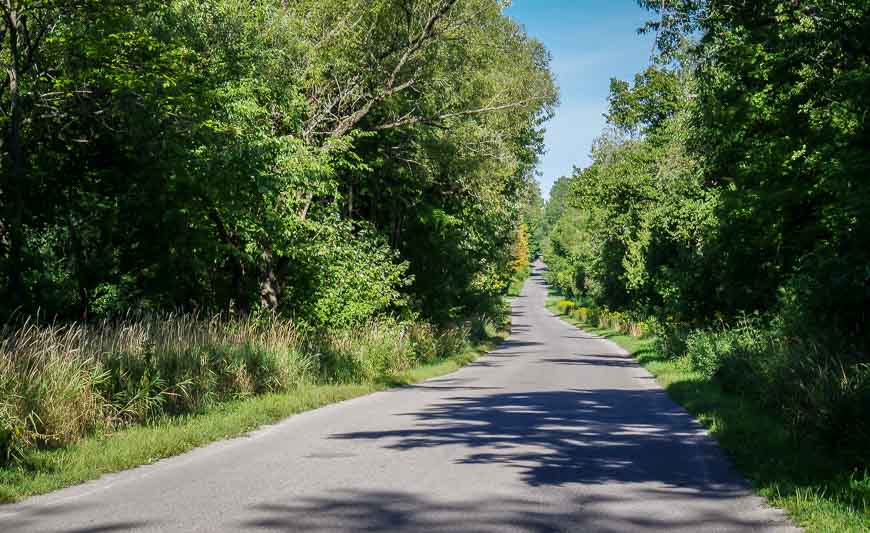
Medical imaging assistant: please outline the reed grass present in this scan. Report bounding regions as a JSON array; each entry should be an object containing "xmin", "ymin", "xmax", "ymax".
[{"xmin": 0, "ymin": 313, "xmax": 480, "ymax": 465}]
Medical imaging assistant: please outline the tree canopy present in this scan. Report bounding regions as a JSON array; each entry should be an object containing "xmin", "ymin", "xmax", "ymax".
[
  {"xmin": 547, "ymin": 0, "xmax": 869, "ymax": 342},
  {"xmin": 0, "ymin": 0, "xmax": 555, "ymax": 324}
]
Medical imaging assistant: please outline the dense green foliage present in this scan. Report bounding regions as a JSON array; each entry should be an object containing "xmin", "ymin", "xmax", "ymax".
[
  {"xmin": 0, "ymin": 0, "xmax": 555, "ymax": 324},
  {"xmin": 544, "ymin": 0, "xmax": 869, "ymax": 469}
]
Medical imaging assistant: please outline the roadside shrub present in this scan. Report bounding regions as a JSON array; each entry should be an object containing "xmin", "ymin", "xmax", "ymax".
[
  {"xmin": 305, "ymin": 224, "xmax": 411, "ymax": 328},
  {"xmin": 356, "ymin": 330, "xmax": 412, "ymax": 380},
  {"xmin": 599, "ymin": 310, "xmax": 625, "ymax": 332},
  {"xmin": 685, "ymin": 329, "xmax": 732, "ymax": 379},
  {"xmin": 507, "ymin": 267, "xmax": 530, "ymax": 297},
  {"xmin": 629, "ymin": 320, "xmax": 648, "ymax": 338},
  {"xmin": 682, "ymin": 320, "xmax": 870, "ymax": 467},
  {"xmin": 470, "ymin": 315, "xmax": 497, "ymax": 342},
  {"xmin": 407, "ymin": 323, "xmax": 438, "ymax": 363},
  {"xmin": 684, "ymin": 320, "xmax": 776, "ymax": 386},
  {"xmin": 652, "ymin": 320, "xmax": 691, "ymax": 359},
  {"xmin": 766, "ymin": 343, "xmax": 870, "ymax": 467},
  {"xmin": 435, "ymin": 325, "xmax": 469, "ymax": 359},
  {"xmin": 556, "ymin": 300, "xmax": 575, "ymax": 314}
]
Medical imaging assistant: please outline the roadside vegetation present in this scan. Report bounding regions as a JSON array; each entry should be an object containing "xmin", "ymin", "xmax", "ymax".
[
  {"xmin": 0, "ymin": 313, "xmax": 496, "ymax": 463},
  {"xmin": 542, "ymin": 2, "xmax": 869, "ymax": 530},
  {"xmin": 0, "ymin": 0, "xmax": 547, "ymax": 495},
  {"xmin": 0, "ymin": 314, "xmax": 508, "ymax": 502}
]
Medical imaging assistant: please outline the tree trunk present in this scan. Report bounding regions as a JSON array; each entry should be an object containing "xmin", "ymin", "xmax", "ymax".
[
  {"xmin": 205, "ymin": 205, "xmax": 250, "ymax": 312},
  {"xmin": 258, "ymin": 248, "xmax": 290, "ymax": 311},
  {"xmin": 4, "ymin": 5, "xmax": 26, "ymax": 305},
  {"xmin": 258, "ymin": 248, "xmax": 279, "ymax": 310}
]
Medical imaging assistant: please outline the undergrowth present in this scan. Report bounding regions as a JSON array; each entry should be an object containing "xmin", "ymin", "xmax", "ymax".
[
  {"xmin": 507, "ymin": 266, "xmax": 531, "ymax": 297},
  {"xmin": 0, "ymin": 311, "xmax": 503, "ymax": 467}
]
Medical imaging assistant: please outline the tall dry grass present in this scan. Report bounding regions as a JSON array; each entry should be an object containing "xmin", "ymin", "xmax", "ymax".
[
  {"xmin": 0, "ymin": 313, "xmax": 480, "ymax": 464},
  {"xmin": 314, "ymin": 320, "xmax": 472, "ymax": 383},
  {"xmin": 0, "ymin": 314, "xmax": 310, "ymax": 462}
]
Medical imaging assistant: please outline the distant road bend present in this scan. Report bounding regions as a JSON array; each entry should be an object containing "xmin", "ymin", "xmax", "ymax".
[{"xmin": 2, "ymin": 264, "xmax": 797, "ymax": 532}]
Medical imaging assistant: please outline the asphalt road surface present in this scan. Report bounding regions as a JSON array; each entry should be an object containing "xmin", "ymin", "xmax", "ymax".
[{"xmin": 1, "ymin": 265, "xmax": 797, "ymax": 532}]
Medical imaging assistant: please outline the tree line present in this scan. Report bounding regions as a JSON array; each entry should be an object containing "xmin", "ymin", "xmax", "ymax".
[
  {"xmin": 543, "ymin": 0, "xmax": 868, "ymax": 466},
  {"xmin": 0, "ymin": 0, "xmax": 555, "ymax": 325}
]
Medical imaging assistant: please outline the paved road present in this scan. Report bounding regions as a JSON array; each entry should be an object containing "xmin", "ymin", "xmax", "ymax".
[{"xmin": 1, "ymin": 265, "xmax": 796, "ymax": 532}]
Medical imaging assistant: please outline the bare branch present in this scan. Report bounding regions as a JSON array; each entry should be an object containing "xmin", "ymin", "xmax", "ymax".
[
  {"xmin": 329, "ymin": 0, "xmax": 459, "ymax": 138},
  {"xmin": 373, "ymin": 96, "xmax": 549, "ymax": 131}
]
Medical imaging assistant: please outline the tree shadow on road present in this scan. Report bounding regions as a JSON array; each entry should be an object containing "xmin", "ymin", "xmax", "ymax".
[
  {"xmin": 540, "ymin": 356, "xmax": 641, "ymax": 369},
  {"xmin": 239, "ymin": 485, "xmax": 786, "ymax": 532},
  {"xmin": 1, "ymin": 502, "xmax": 149, "ymax": 533},
  {"xmin": 330, "ymin": 388, "xmax": 746, "ymax": 492}
]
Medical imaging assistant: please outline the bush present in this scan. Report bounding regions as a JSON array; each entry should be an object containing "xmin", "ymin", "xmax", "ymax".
[
  {"xmin": 556, "ymin": 300, "xmax": 576, "ymax": 314},
  {"xmin": 598, "ymin": 309, "xmax": 625, "ymax": 332},
  {"xmin": 682, "ymin": 320, "xmax": 870, "ymax": 468},
  {"xmin": 652, "ymin": 320, "xmax": 691, "ymax": 359},
  {"xmin": 507, "ymin": 267, "xmax": 530, "ymax": 297},
  {"xmin": 629, "ymin": 320, "xmax": 648, "ymax": 338},
  {"xmin": 435, "ymin": 325, "xmax": 470, "ymax": 359},
  {"xmin": 470, "ymin": 315, "xmax": 497, "ymax": 342},
  {"xmin": 685, "ymin": 329, "xmax": 733, "ymax": 379},
  {"xmin": 305, "ymin": 224, "xmax": 411, "ymax": 328},
  {"xmin": 407, "ymin": 323, "xmax": 439, "ymax": 363}
]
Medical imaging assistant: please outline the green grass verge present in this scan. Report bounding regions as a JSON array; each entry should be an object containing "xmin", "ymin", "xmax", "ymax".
[
  {"xmin": 0, "ymin": 332, "xmax": 506, "ymax": 504},
  {"xmin": 546, "ymin": 296, "xmax": 870, "ymax": 533}
]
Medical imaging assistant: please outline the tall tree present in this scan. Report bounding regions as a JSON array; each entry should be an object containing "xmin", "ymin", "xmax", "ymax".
[
  {"xmin": 0, "ymin": 0, "xmax": 557, "ymax": 325},
  {"xmin": 639, "ymin": 0, "xmax": 870, "ymax": 340}
]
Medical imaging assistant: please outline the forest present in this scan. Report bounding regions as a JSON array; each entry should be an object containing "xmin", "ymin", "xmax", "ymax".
[
  {"xmin": 0, "ymin": 0, "xmax": 553, "ymax": 464},
  {"xmin": 0, "ymin": 0, "xmax": 554, "ymax": 322},
  {"xmin": 542, "ymin": 0, "xmax": 869, "ymax": 473}
]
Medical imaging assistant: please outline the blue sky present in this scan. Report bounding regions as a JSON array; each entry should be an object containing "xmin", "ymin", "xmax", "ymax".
[{"xmin": 505, "ymin": 1, "xmax": 656, "ymax": 198}]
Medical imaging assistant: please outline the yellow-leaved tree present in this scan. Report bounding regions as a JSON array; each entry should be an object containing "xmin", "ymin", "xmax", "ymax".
[{"xmin": 513, "ymin": 223, "xmax": 530, "ymax": 273}]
